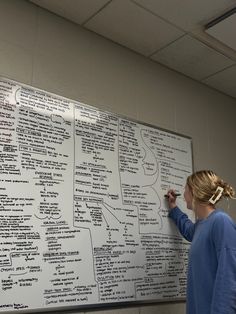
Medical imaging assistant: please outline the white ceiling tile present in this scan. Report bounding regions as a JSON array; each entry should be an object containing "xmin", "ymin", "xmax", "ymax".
[
  {"xmin": 151, "ymin": 35, "xmax": 235, "ymax": 80},
  {"xmin": 30, "ymin": 0, "xmax": 67, "ymax": 16},
  {"xmin": 30, "ymin": 0, "xmax": 110, "ymax": 24},
  {"xmin": 30, "ymin": 0, "xmax": 65, "ymax": 15},
  {"xmin": 84, "ymin": 0, "xmax": 184, "ymax": 56},
  {"xmin": 203, "ymin": 65, "xmax": 236, "ymax": 98},
  {"xmin": 63, "ymin": 0, "xmax": 111, "ymax": 24},
  {"xmin": 133, "ymin": 0, "xmax": 236, "ymax": 31}
]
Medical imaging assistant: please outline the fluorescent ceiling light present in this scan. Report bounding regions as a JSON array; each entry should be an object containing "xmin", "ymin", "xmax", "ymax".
[{"xmin": 205, "ymin": 8, "xmax": 236, "ymax": 51}]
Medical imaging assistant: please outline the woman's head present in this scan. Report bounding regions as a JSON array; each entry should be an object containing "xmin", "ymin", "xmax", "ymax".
[{"xmin": 185, "ymin": 170, "xmax": 235, "ymax": 209}]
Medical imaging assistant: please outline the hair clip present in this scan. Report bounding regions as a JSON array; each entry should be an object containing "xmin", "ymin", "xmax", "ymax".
[{"xmin": 209, "ymin": 186, "xmax": 224, "ymax": 204}]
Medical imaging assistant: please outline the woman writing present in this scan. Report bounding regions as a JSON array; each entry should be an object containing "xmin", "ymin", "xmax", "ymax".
[{"xmin": 166, "ymin": 170, "xmax": 236, "ymax": 314}]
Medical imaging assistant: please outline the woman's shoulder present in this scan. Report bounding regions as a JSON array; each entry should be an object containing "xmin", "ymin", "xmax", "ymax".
[
  {"xmin": 213, "ymin": 209, "xmax": 234, "ymax": 224},
  {"xmin": 211, "ymin": 210, "xmax": 236, "ymax": 249},
  {"xmin": 212, "ymin": 209, "xmax": 236, "ymax": 234}
]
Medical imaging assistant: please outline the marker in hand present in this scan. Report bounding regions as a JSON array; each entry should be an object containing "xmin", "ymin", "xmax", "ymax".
[
  {"xmin": 165, "ymin": 191, "xmax": 180, "ymax": 210},
  {"xmin": 164, "ymin": 193, "xmax": 181, "ymax": 198}
]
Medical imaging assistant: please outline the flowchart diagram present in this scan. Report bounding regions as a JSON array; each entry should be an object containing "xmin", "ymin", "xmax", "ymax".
[{"xmin": 0, "ymin": 77, "xmax": 193, "ymax": 312}]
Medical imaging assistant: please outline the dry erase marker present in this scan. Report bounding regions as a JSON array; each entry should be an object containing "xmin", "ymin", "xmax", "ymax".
[{"xmin": 164, "ymin": 193, "xmax": 181, "ymax": 198}]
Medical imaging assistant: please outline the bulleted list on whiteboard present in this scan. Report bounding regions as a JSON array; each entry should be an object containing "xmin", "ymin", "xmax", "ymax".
[{"xmin": 0, "ymin": 77, "xmax": 193, "ymax": 312}]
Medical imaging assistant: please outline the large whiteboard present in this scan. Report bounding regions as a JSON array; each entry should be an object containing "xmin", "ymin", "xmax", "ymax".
[{"xmin": 0, "ymin": 77, "xmax": 193, "ymax": 312}]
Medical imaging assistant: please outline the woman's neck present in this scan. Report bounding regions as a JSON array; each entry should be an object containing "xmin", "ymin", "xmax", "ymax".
[{"xmin": 195, "ymin": 204, "xmax": 215, "ymax": 220}]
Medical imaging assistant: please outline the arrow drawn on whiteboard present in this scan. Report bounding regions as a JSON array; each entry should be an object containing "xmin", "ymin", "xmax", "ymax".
[
  {"xmin": 34, "ymin": 214, "xmax": 62, "ymax": 220},
  {"xmin": 101, "ymin": 210, "xmax": 109, "ymax": 227},
  {"xmin": 34, "ymin": 214, "xmax": 48, "ymax": 220},
  {"xmin": 9, "ymin": 272, "xmax": 27, "ymax": 278},
  {"xmin": 103, "ymin": 202, "xmax": 122, "ymax": 223},
  {"xmin": 14, "ymin": 87, "xmax": 21, "ymax": 105}
]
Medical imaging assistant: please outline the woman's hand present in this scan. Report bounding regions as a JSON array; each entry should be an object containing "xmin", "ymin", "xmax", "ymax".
[{"xmin": 166, "ymin": 189, "xmax": 178, "ymax": 209}]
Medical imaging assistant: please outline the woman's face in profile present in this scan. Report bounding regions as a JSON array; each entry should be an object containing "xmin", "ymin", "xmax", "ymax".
[{"xmin": 184, "ymin": 184, "xmax": 193, "ymax": 210}]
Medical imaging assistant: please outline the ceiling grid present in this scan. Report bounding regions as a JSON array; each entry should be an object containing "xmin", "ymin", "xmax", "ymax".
[{"xmin": 29, "ymin": 0, "xmax": 236, "ymax": 99}]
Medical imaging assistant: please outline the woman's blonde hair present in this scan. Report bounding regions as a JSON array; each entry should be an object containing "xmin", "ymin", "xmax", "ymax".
[{"xmin": 186, "ymin": 170, "xmax": 235, "ymax": 208}]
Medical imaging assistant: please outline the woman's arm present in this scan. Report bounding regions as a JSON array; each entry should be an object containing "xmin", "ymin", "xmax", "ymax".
[{"xmin": 168, "ymin": 207, "xmax": 195, "ymax": 242}]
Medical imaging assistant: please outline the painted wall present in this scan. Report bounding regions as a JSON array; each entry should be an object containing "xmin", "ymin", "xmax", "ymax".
[{"xmin": 0, "ymin": 0, "xmax": 236, "ymax": 313}]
